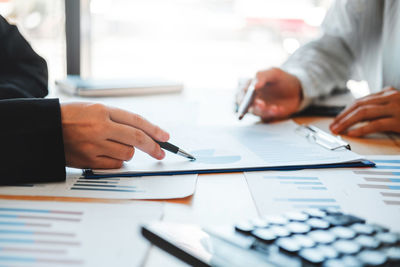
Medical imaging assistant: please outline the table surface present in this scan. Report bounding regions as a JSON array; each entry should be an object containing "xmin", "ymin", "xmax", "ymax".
[{"xmin": 2, "ymin": 89, "xmax": 400, "ymax": 267}]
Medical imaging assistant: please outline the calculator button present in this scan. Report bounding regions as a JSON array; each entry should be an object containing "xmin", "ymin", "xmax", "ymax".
[
  {"xmin": 284, "ymin": 211, "xmax": 309, "ymax": 222},
  {"xmin": 250, "ymin": 218, "xmax": 269, "ymax": 228},
  {"xmin": 307, "ymin": 218, "xmax": 330, "ymax": 230},
  {"xmin": 276, "ymin": 237, "xmax": 301, "ymax": 253},
  {"xmin": 375, "ymin": 232, "xmax": 398, "ymax": 246},
  {"xmin": 357, "ymin": 250, "xmax": 387, "ymax": 266},
  {"xmin": 351, "ymin": 223, "xmax": 375, "ymax": 235},
  {"xmin": 303, "ymin": 208, "xmax": 326, "ymax": 218},
  {"xmin": 330, "ymin": 226, "xmax": 356, "ymax": 239},
  {"xmin": 286, "ymin": 222, "xmax": 311, "ymax": 234},
  {"xmin": 341, "ymin": 255, "xmax": 363, "ymax": 267},
  {"xmin": 371, "ymin": 224, "xmax": 389, "ymax": 233},
  {"xmin": 235, "ymin": 221, "xmax": 254, "ymax": 234},
  {"xmin": 251, "ymin": 228, "xmax": 276, "ymax": 243},
  {"xmin": 384, "ymin": 247, "xmax": 400, "ymax": 263},
  {"xmin": 332, "ymin": 240, "xmax": 361, "ymax": 255},
  {"xmin": 299, "ymin": 248, "xmax": 325, "ymax": 264},
  {"xmin": 263, "ymin": 215, "xmax": 289, "ymax": 225},
  {"xmin": 308, "ymin": 230, "xmax": 336, "ymax": 244},
  {"xmin": 317, "ymin": 245, "xmax": 339, "ymax": 259},
  {"xmin": 269, "ymin": 225, "xmax": 291, "ymax": 238},
  {"xmin": 325, "ymin": 214, "xmax": 364, "ymax": 227},
  {"xmin": 323, "ymin": 207, "xmax": 342, "ymax": 215},
  {"xmin": 354, "ymin": 235, "xmax": 381, "ymax": 249},
  {"xmin": 292, "ymin": 234, "xmax": 315, "ymax": 248}
]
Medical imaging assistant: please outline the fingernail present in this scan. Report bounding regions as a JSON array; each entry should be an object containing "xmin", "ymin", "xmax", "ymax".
[{"xmin": 159, "ymin": 150, "xmax": 165, "ymax": 159}]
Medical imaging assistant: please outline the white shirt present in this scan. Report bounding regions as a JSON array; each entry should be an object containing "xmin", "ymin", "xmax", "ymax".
[{"xmin": 282, "ymin": 0, "xmax": 400, "ymax": 109}]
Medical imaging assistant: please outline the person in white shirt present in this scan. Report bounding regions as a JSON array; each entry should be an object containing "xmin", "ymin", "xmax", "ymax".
[{"xmin": 240, "ymin": 0, "xmax": 400, "ymax": 137}]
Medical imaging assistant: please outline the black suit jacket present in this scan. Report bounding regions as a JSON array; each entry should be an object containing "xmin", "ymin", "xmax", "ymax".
[{"xmin": 0, "ymin": 16, "xmax": 66, "ymax": 184}]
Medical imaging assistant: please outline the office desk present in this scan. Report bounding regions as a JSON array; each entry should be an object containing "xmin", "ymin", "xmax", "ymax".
[{"xmin": 2, "ymin": 89, "xmax": 400, "ymax": 267}]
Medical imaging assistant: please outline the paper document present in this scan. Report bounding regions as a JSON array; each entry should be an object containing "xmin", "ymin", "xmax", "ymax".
[
  {"xmin": 89, "ymin": 120, "xmax": 369, "ymax": 178},
  {"xmin": 0, "ymin": 169, "xmax": 197, "ymax": 199},
  {"xmin": 245, "ymin": 155, "xmax": 400, "ymax": 231},
  {"xmin": 0, "ymin": 199, "xmax": 162, "ymax": 266}
]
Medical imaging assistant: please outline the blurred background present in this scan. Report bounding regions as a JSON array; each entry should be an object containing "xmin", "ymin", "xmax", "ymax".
[{"xmin": 0, "ymin": 0, "xmax": 333, "ymax": 93}]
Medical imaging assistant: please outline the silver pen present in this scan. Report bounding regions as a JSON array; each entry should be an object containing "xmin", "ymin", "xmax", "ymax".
[
  {"xmin": 155, "ymin": 141, "xmax": 196, "ymax": 160},
  {"xmin": 237, "ymin": 79, "xmax": 257, "ymax": 120}
]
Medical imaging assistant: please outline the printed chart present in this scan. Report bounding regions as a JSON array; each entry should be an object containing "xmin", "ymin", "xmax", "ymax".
[
  {"xmin": 0, "ymin": 169, "xmax": 197, "ymax": 199},
  {"xmin": 0, "ymin": 200, "xmax": 162, "ymax": 266},
  {"xmin": 245, "ymin": 155, "xmax": 400, "ymax": 231}
]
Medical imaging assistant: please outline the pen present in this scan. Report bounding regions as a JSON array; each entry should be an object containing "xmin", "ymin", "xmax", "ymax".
[
  {"xmin": 155, "ymin": 140, "xmax": 196, "ymax": 160},
  {"xmin": 237, "ymin": 78, "xmax": 257, "ymax": 120}
]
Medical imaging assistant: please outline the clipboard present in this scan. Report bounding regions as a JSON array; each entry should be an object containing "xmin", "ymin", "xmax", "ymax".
[
  {"xmin": 295, "ymin": 124, "xmax": 351, "ymax": 151},
  {"xmin": 83, "ymin": 121, "xmax": 374, "ymax": 179}
]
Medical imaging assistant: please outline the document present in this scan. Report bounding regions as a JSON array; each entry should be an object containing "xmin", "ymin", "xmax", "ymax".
[
  {"xmin": 245, "ymin": 155, "xmax": 400, "ymax": 231},
  {"xmin": 88, "ymin": 120, "xmax": 369, "ymax": 178},
  {"xmin": 0, "ymin": 199, "xmax": 162, "ymax": 266},
  {"xmin": 0, "ymin": 169, "xmax": 197, "ymax": 200}
]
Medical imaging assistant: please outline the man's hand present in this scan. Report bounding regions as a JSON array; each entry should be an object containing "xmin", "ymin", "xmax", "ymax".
[
  {"xmin": 237, "ymin": 68, "xmax": 303, "ymax": 121},
  {"xmin": 330, "ymin": 87, "xmax": 400, "ymax": 137},
  {"xmin": 61, "ymin": 103, "xmax": 170, "ymax": 169}
]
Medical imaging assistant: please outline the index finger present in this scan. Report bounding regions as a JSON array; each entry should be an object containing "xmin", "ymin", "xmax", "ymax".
[{"xmin": 109, "ymin": 108, "xmax": 169, "ymax": 142}]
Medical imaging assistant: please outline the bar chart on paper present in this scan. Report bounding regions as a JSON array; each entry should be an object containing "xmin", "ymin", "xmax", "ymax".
[
  {"xmin": 245, "ymin": 155, "xmax": 400, "ymax": 231},
  {"xmin": 0, "ymin": 169, "xmax": 197, "ymax": 199},
  {"xmin": 0, "ymin": 200, "xmax": 162, "ymax": 266}
]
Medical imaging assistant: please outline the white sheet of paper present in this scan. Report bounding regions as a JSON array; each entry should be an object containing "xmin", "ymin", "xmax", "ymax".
[
  {"xmin": 0, "ymin": 199, "xmax": 162, "ymax": 266},
  {"xmin": 0, "ymin": 169, "xmax": 197, "ymax": 199},
  {"xmin": 92, "ymin": 120, "xmax": 365, "ymax": 176},
  {"xmin": 245, "ymin": 155, "xmax": 400, "ymax": 231}
]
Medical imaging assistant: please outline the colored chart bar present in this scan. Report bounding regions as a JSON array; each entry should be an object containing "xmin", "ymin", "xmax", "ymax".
[
  {"xmin": 364, "ymin": 177, "xmax": 400, "ymax": 183},
  {"xmin": 275, "ymin": 198, "xmax": 336, "ymax": 203},
  {"xmin": 297, "ymin": 186, "xmax": 327, "ymax": 190},
  {"xmin": 0, "ymin": 221, "xmax": 50, "ymax": 227},
  {"xmin": 0, "ymin": 256, "xmax": 83, "ymax": 265},
  {"xmin": 293, "ymin": 205, "xmax": 341, "ymax": 209},
  {"xmin": 375, "ymin": 165, "xmax": 400, "ymax": 170},
  {"xmin": 372, "ymin": 159, "xmax": 400, "ymax": 164},
  {"xmin": 264, "ymin": 176, "xmax": 319, "ymax": 180},
  {"xmin": 0, "ymin": 229, "xmax": 75, "ymax": 237},
  {"xmin": 76, "ymin": 180, "xmax": 118, "ymax": 184},
  {"xmin": 354, "ymin": 171, "xmax": 400, "ymax": 176},
  {"xmin": 73, "ymin": 184, "xmax": 136, "ymax": 189},
  {"xmin": 0, "ymin": 238, "xmax": 80, "ymax": 246},
  {"xmin": 0, "ymin": 215, "xmax": 81, "ymax": 222},
  {"xmin": 71, "ymin": 187, "xmax": 137, "ymax": 193},
  {"xmin": 280, "ymin": 181, "xmax": 323, "ymax": 185},
  {"xmin": 381, "ymin": 192, "xmax": 400, "ymax": 198},
  {"xmin": 384, "ymin": 200, "xmax": 400, "ymax": 206},
  {"xmin": 0, "ymin": 247, "xmax": 66, "ymax": 254},
  {"xmin": 358, "ymin": 184, "xmax": 400, "ymax": 190},
  {"xmin": 0, "ymin": 208, "xmax": 82, "ymax": 215}
]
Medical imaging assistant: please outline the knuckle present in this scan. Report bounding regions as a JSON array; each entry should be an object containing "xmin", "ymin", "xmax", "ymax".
[
  {"xmin": 134, "ymin": 130, "xmax": 145, "ymax": 146},
  {"xmin": 132, "ymin": 113, "xmax": 145, "ymax": 125},
  {"xmin": 90, "ymin": 103, "xmax": 108, "ymax": 116}
]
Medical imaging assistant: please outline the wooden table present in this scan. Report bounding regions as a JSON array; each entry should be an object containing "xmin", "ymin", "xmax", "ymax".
[{"xmin": 2, "ymin": 90, "xmax": 400, "ymax": 266}]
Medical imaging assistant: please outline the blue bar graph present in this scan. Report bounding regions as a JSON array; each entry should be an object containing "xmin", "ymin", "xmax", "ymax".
[
  {"xmin": 354, "ymin": 170, "xmax": 400, "ymax": 176},
  {"xmin": 297, "ymin": 186, "xmax": 327, "ymax": 190},
  {"xmin": 280, "ymin": 181, "xmax": 323, "ymax": 185},
  {"xmin": 372, "ymin": 159, "xmax": 400, "ymax": 164},
  {"xmin": 264, "ymin": 176, "xmax": 319, "ymax": 180},
  {"xmin": 71, "ymin": 187, "xmax": 137, "ymax": 193},
  {"xmin": 375, "ymin": 165, "xmax": 400, "ymax": 170},
  {"xmin": 275, "ymin": 198, "xmax": 336, "ymax": 203}
]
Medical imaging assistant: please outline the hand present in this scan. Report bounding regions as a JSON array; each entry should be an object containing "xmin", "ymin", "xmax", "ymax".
[
  {"xmin": 236, "ymin": 68, "xmax": 302, "ymax": 121},
  {"xmin": 330, "ymin": 87, "xmax": 400, "ymax": 137},
  {"xmin": 61, "ymin": 103, "xmax": 170, "ymax": 169}
]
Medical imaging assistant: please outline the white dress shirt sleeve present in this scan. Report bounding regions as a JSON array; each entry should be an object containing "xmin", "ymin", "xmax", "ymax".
[{"xmin": 281, "ymin": 0, "xmax": 363, "ymax": 111}]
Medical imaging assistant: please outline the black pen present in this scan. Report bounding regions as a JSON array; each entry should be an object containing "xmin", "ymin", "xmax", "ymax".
[{"xmin": 155, "ymin": 141, "xmax": 196, "ymax": 160}]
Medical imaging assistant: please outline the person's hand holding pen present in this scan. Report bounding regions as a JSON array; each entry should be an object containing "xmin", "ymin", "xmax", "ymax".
[
  {"xmin": 236, "ymin": 68, "xmax": 303, "ymax": 121},
  {"xmin": 61, "ymin": 103, "xmax": 171, "ymax": 169}
]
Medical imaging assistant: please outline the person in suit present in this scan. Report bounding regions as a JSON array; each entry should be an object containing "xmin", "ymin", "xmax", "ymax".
[
  {"xmin": 0, "ymin": 15, "xmax": 169, "ymax": 185},
  {"xmin": 238, "ymin": 0, "xmax": 400, "ymax": 137}
]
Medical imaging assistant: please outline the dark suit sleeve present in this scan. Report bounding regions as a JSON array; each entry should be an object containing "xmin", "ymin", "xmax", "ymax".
[{"xmin": 0, "ymin": 16, "xmax": 66, "ymax": 184}]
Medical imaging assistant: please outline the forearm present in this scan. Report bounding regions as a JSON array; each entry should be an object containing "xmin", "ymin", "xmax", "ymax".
[
  {"xmin": 0, "ymin": 98, "xmax": 66, "ymax": 184},
  {"xmin": 282, "ymin": 34, "xmax": 355, "ymax": 109}
]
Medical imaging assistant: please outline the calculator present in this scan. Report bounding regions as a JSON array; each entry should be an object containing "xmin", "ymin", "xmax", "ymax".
[{"xmin": 141, "ymin": 208, "xmax": 400, "ymax": 266}]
